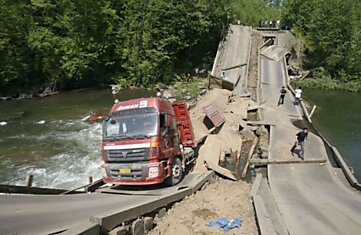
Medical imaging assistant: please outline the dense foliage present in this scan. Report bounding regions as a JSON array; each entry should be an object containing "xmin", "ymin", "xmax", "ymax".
[
  {"xmin": 0, "ymin": 0, "xmax": 283, "ymax": 96},
  {"xmin": 0, "ymin": 0, "xmax": 230, "ymax": 96},
  {"xmin": 283, "ymin": 0, "xmax": 361, "ymax": 90}
]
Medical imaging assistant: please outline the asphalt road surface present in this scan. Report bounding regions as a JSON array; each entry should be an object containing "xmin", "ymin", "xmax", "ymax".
[
  {"xmin": 215, "ymin": 25, "xmax": 251, "ymax": 92},
  {"xmin": 260, "ymin": 48, "xmax": 361, "ymax": 235},
  {"xmin": 0, "ymin": 173, "xmax": 202, "ymax": 234}
]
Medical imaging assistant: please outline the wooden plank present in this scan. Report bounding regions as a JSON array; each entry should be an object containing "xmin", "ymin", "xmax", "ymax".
[
  {"xmin": 234, "ymin": 142, "xmax": 243, "ymax": 171},
  {"xmin": 251, "ymin": 158, "xmax": 327, "ymax": 166},
  {"xmin": 88, "ymin": 176, "xmax": 93, "ymax": 184},
  {"xmin": 24, "ymin": 175, "xmax": 33, "ymax": 187},
  {"xmin": 247, "ymin": 121, "xmax": 275, "ymax": 126},
  {"xmin": 222, "ymin": 63, "xmax": 247, "ymax": 71},
  {"xmin": 241, "ymin": 136, "xmax": 258, "ymax": 178},
  {"xmin": 309, "ymin": 105, "xmax": 317, "ymax": 118}
]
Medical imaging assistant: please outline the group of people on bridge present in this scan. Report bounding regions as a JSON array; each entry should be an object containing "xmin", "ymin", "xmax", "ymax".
[{"xmin": 277, "ymin": 86, "xmax": 308, "ymax": 160}]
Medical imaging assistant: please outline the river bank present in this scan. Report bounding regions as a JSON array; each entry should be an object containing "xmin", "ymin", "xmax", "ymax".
[
  {"xmin": 303, "ymin": 89, "xmax": 361, "ymax": 182},
  {"xmin": 292, "ymin": 78, "xmax": 361, "ymax": 92}
]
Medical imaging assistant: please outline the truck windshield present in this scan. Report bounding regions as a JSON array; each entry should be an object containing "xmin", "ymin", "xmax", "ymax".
[{"xmin": 103, "ymin": 112, "xmax": 158, "ymax": 140}]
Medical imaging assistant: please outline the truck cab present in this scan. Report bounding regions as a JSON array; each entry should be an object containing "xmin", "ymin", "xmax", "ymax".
[{"xmin": 101, "ymin": 97, "xmax": 196, "ymax": 186}]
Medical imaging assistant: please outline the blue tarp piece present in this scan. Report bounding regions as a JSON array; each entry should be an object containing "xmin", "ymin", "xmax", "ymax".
[
  {"xmin": 208, "ymin": 217, "xmax": 242, "ymax": 232},
  {"xmin": 223, "ymin": 218, "xmax": 242, "ymax": 232}
]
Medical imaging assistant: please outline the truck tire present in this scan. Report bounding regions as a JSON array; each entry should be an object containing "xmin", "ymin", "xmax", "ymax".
[{"xmin": 165, "ymin": 157, "xmax": 183, "ymax": 186}]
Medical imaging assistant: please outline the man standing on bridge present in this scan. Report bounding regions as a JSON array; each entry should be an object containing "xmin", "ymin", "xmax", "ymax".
[
  {"xmin": 277, "ymin": 86, "xmax": 287, "ymax": 106},
  {"xmin": 291, "ymin": 128, "xmax": 308, "ymax": 160},
  {"xmin": 294, "ymin": 87, "xmax": 302, "ymax": 105}
]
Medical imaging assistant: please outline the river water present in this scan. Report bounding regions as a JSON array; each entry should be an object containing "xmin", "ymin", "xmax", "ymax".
[
  {"xmin": 0, "ymin": 89, "xmax": 154, "ymax": 189},
  {"xmin": 1, "ymin": 88, "xmax": 359, "ymax": 188},
  {"xmin": 304, "ymin": 89, "xmax": 361, "ymax": 182}
]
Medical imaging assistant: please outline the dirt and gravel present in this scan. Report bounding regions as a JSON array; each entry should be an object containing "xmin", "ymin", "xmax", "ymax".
[{"xmin": 149, "ymin": 177, "xmax": 257, "ymax": 235}]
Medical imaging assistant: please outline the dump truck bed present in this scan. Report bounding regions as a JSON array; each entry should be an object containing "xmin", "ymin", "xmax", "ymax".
[{"xmin": 172, "ymin": 101, "xmax": 197, "ymax": 148}]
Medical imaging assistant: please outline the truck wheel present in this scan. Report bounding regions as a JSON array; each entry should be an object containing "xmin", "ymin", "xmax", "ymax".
[{"xmin": 165, "ymin": 157, "xmax": 183, "ymax": 186}]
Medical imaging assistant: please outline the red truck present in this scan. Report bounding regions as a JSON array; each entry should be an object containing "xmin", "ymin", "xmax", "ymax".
[{"xmin": 101, "ymin": 97, "xmax": 197, "ymax": 186}]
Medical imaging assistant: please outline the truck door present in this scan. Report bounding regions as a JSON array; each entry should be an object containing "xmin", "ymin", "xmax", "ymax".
[
  {"xmin": 170, "ymin": 116, "xmax": 180, "ymax": 155},
  {"xmin": 159, "ymin": 113, "xmax": 175, "ymax": 160}
]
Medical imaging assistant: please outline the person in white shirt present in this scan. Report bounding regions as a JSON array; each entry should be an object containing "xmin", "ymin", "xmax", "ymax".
[{"xmin": 294, "ymin": 87, "xmax": 302, "ymax": 105}]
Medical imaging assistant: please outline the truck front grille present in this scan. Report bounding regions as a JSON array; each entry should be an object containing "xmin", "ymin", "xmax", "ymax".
[
  {"xmin": 105, "ymin": 148, "xmax": 150, "ymax": 163},
  {"xmin": 107, "ymin": 163, "xmax": 147, "ymax": 180}
]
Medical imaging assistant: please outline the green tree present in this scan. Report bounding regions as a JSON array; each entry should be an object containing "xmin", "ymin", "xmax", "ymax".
[
  {"xmin": 0, "ymin": 0, "xmax": 32, "ymax": 95},
  {"xmin": 0, "ymin": 0, "xmax": 233, "ymax": 95},
  {"xmin": 229, "ymin": 0, "xmax": 282, "ymax": 26},
  {"xmin": 283, "ymin": 0, "xmax": 360, "ymax": 84}
]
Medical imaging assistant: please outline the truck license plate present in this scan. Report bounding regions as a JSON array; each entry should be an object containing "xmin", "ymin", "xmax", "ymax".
[{"xmin": 119, "ymin": 168, "xmax": 131, "ymax": 174}]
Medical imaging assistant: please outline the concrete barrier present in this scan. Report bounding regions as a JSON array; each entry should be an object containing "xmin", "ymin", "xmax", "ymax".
[
  {"xmin": 244, "ymin": 26, "xmax": 253, "ymax": 89},
  {"xmin": 257, "ymin": 46, "xmax": 263, "ymax": 121},
  {"xmin": 331, "ymin": 147, "xmax": 361, "ymax": 190},
  {"xmin": 211, "ymin": 27, "xmax": 230, "ymax": 77},
  {"xmin": 211, "ymin": 41, "xmax": 223, "ymax": 77},
  {"xmin": 282, "ymin": 56, "xmax": 312, "ymax": 123}
]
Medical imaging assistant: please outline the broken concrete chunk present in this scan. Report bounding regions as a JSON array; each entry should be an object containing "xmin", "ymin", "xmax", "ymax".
[
  {"xmin": 238, "ymin": 119, "xmax": 247, "ymax": 131},
  {"xmin": 255, "ymin": 126, "xmax": 268, "ymax": 136},
  {"xmin": 240, "ymin": 127, "xmax": 255, "ymax": 140},
  {"xmin": 206, "ymin": 161, "xmax": 240, "ymax": 181},
  {"xmin": 197, "ymin": 135, "xmax": 240, "ymax": 180}
]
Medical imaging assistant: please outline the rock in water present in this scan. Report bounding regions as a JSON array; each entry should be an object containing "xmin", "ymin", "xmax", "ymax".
[{"xmin": 0, "ymin": 121, "xmax": 7, "ymax": 126}]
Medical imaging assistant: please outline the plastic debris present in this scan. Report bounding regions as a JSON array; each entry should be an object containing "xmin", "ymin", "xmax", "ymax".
[
  {"xmin": 81, "ymin": 113, "xmax": 106, "ymax": 123},
  {"xmin": 223, "ymin": 218, "xmax": 242, "ymax": 232},
  {"xmin": 208, "ymin": 217, "xmax": 242, "ymax": 232}
]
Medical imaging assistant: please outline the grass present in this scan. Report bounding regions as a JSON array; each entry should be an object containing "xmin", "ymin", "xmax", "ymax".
[
  {"xmin": 292, "ymin": 78, "xmax": 361, "ymax": 92},
  {"xmin": 173, "ymin": 77, "xmax": 208, "ymax": 97}
]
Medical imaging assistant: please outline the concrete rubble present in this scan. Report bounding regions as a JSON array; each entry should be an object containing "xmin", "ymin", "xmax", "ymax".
[
  {"xmin": 147, "ymin": 86, "xmax": 266, "ymax": 235},
  {"xmin": 189, "ymin": 88, "xmax": 265, "ymax": 180}
]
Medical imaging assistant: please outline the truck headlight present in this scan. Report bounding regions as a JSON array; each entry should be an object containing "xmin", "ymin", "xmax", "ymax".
[{"xmin": 148, "ymin": 166, "xmax": 159, "ymax": 178}]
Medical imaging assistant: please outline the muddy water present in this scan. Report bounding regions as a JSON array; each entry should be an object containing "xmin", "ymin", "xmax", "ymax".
[
  {"xmin": 0, "ymin": 89, "xmax": 155, "ymax": 189},
  {"xmin": 304, "ymin": 89, "xmax": 361, "ymax": 181}
]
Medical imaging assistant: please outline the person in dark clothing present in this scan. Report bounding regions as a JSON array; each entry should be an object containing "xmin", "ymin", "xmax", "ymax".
[
  {"xmin": 278, "ymin": 86, "xmax": 287, "ymax": 106},
  {"xmin": 291, "ymin": 128, "xmax": 308, "ymax": 160}
]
